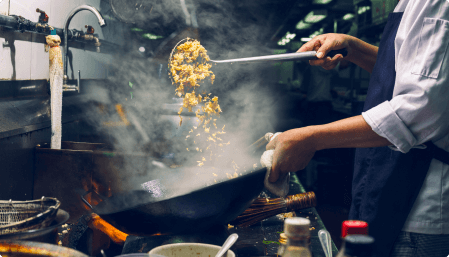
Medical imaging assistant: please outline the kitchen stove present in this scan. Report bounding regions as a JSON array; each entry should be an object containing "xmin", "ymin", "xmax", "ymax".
[
  {"xmin": 119, "ymin": 212, "xmax": 289, "ymax": 256},
  {"xmin": 61, "ymin": 175, "xmax": 337, "ymax": 257},
  {"xmin": 121, "ymin": 225, "xmax": 230, "ymax": 254},
  {"xmin": 117, "ymin": 178, "xmax": 335, "ymax": 257}
]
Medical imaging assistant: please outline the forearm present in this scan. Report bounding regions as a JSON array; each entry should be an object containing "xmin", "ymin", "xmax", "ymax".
[
  {"xmin": 265, "ymin": 115, "xmax": 391, "ymax": 181},
  {"xmin": 312, "ymin": 115, "xmax": 391, "ymax": 150},
  {"xmin": 346, "ymin": 35, "xmax": 378, "ymax": 73}
]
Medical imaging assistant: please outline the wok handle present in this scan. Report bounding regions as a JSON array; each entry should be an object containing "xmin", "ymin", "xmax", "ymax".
[{"xmin": 86, "ymin": 213, "xmax": 128, "ymax": 245}]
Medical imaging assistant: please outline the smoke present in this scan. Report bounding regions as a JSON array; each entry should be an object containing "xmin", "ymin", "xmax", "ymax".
[{"xmin": 79, "ymin": 0, "xmax": 282, "ymax": 212}]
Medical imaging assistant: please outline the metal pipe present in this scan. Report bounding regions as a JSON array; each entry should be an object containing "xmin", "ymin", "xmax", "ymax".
[
  {"xmin": 0, "ymin": 14, "xmax": 117, "ymax": 53},
  {"xmin": 93, "ymin": 36, "xmax": 101, "ymax": 53},
  {"xmin": 63, "ymin": 70, "xmax": 81, "ymax": 92},
  {"xmin": 79, "ymin": 34, "xmax": 101, "ymax": 53},
  {"xmin": 63, "ymin": 5, "xmax": 106, "ymax": 80},
  {"xmin": 0, "ymin": 13, "xmax": 59, "ymax": 34},
  {"xmin": 0, "ymin": 14, "xmax": 25, "ymax": 29}
]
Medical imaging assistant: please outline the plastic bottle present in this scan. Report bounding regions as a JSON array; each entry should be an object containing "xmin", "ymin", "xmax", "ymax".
[
  {"xmin": 335, "ymin": 235, "xmax": 374, "ymax": 257},
  {"xmin": 282, "ymin": 217, "xmax": 312, "ymax": 257}
]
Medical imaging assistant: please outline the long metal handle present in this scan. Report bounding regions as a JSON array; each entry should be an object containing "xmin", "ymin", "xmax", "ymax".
[
  {"xmin": 212, "ymin": 49, "xmax": 347, "ymax": 64},
  {"xmin": 215, "ymin": 233, "xmax": 238, "ymax": 257}
]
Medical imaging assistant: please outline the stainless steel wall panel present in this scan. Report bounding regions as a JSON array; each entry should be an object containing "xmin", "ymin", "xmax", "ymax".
[
  {"xmin": 0, "ymin": 0, "xmax": 123, "ymax": 81},
  {"xmin": 0, "ymin": 121, "xmax": 81, "ymax": 201}
]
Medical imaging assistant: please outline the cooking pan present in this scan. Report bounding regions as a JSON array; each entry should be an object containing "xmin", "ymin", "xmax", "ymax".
[{"xmin": 86, "ymin": 165, "xmax": 268, "ymax": 236}]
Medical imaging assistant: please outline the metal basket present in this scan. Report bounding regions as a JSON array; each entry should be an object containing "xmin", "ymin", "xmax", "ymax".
[{"xmin": 0, "ymin": 197, "xmax": 60, "ymax": 235}]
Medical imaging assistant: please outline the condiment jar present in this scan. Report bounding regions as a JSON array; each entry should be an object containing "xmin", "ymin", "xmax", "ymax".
[
  {"xmin": 282, "ymin": 217, "xmax": 312, "ymax": 257},
  {"xmin": 277, "ymin": 233, "xmax": 287, "ymax": 256}
]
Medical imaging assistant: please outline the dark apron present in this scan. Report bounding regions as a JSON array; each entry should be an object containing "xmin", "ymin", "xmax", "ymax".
[{"xmin": 349, "ymin": 12, "xmax": 449, "ymax": 257}]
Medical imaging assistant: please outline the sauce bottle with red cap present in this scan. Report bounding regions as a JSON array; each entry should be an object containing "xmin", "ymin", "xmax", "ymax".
[
  {"xmin": 341, "ymin": 220, "xmax": 369, "ymax": 238},
  {"xmin": 336, "ymin": 234, "xmax": 375, "ymax": 257},
  {"xmin": 336, "ymin": 220, "xmax": 369, "ymax": 257}
]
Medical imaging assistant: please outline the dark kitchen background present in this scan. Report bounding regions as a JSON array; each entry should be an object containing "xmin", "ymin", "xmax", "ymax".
[{"xmin": 0, "ymin": 0, "xmax": 396, "ymax": 256}]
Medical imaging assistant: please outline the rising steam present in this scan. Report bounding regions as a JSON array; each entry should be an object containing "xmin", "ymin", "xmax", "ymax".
[{"xmin": 77, "ymin": 0, "xmax": 282, "ymax": 211}]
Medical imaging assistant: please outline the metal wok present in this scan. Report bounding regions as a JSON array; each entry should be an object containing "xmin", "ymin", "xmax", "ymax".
[{"xmin": 88, "ymin": 166, "xmax": 267, "ymax": 236}]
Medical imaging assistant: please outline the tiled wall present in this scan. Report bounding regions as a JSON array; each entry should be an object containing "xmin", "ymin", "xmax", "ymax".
[{"xmin": 0, "ymin": 0, "xmax": 124, "ymax": 80}]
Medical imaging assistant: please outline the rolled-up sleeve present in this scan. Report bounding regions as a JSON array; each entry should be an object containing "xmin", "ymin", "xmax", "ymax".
[
  {"xmin": 362, "ymin": 8, "xmax": 449, "ymax": 153},
  {"xmin": 362, "ymin": 101, "xmax": 418, "ymax": 152}
]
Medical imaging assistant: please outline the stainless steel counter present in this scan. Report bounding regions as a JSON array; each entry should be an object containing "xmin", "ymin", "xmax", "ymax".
[{"xmin": 228, "ymin": 173, "xmax": 339, "ymax": 256}]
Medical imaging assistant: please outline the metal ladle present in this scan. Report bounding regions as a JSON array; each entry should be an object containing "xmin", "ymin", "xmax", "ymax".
[
  {"xmin": 168, "ymin": 38, "xmax": 347, "ymax": 83},
  {"xmin": 215, "ymin": 233, "xmax": 238, "ymax": 257},
  {"xmin": 169, "ymin": 38, "xmax": 346, "ymax": 64}
]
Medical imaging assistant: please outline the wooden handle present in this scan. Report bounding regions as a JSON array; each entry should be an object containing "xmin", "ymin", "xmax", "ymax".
[
  {"xmin": 286, "ymin": 192, "xmax": 317, "ymax": 211},
  {"xmin": 87, "ymin": 213, "xmax": 128, "ymax": 245}
]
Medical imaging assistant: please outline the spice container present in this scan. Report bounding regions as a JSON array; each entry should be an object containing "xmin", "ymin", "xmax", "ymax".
[{"xmin": 282, "ymin": 217, "xmax": 312, "ymax": 257}]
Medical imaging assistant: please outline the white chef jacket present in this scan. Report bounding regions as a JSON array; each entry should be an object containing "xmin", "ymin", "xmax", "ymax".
[{"xmin": 362, "ymin": 0, "xmax": 449, "ymax": 234}]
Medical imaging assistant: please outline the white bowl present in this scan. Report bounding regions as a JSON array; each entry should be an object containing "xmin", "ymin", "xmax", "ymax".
[{"xmin": 148, "ymin": 242, "xmax": 236, "ymax": 257}]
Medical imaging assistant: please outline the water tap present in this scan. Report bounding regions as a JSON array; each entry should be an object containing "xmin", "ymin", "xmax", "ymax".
[
  {"xmin": 36, "ymin": 8, "xmax": 49, "ymax": 24},
  {"xmin": 63, "ymin": 5, "xmax": 106, "ymax": 82}
]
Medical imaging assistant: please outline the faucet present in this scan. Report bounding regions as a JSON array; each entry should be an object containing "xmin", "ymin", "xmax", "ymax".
[
  {"xmin": 80, "ymin": 25, "xmax": 101, "ymax": 53},
  {"xmin": 63, "ymin": 5, "xmax": 106, "ymax": 84}
]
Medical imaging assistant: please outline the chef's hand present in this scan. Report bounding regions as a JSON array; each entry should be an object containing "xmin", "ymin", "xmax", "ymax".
[
  {"xmin": 266, "ymin": 127, "xmax": 318, "ymax": 183},
  {"xmin": 299, "ymin": 33, "xmax": 379, "ymax": 73},
  {"xmin": 298, "ymin": 33, "xmax": 350, "ymax": 70}
]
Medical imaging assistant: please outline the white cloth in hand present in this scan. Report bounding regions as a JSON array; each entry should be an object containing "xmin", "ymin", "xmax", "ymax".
[{"xmin": 260, "ymin": 133, "xmax": 290, "ymax": 197}]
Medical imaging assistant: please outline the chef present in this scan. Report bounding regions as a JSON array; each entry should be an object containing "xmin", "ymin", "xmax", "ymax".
[{"xmin": 267, "ymin": 0, "xmax": 449, "ymax": 256}]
